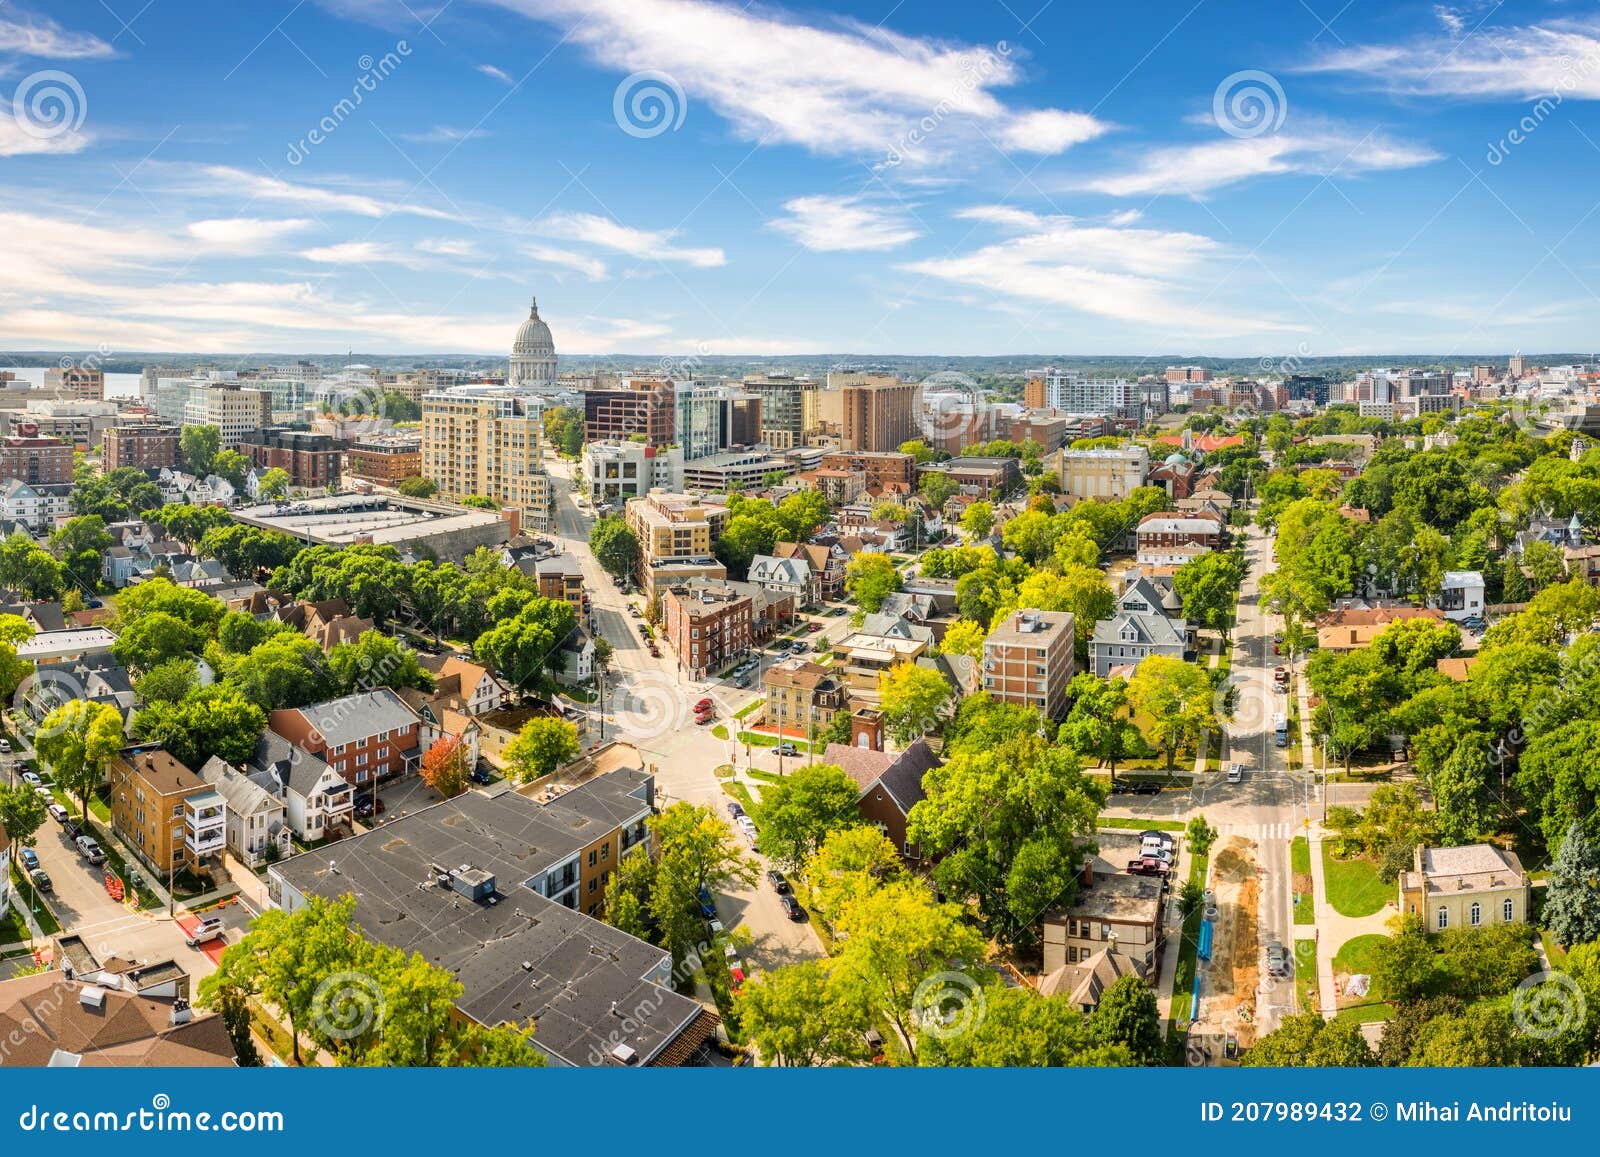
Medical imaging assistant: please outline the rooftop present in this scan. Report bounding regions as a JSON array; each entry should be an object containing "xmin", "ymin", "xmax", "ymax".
[{"xmin": 232, "ymin": 493, "xmax": 507, "ymax": 549}]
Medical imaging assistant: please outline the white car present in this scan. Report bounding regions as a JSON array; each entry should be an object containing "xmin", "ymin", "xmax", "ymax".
[
  {"xmin": 20, "ymin": 771, "xmax": 42, "ymax": 787},
  {"xmin": 1226, "ymin": 763, "xmax": 1243, "ymax": 784},
  {"xmin": 185, "ymin": 917, "xmax": 226, "ymax": 948}
]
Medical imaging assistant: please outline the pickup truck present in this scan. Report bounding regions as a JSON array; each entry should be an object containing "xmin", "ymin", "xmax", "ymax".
[{"xmin": 1127, "ymin": 857, "xmax": 1172, "ymax": 878}]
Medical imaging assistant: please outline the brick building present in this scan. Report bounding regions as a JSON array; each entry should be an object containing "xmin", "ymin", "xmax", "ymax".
[
  {"xmin": 103, "ymin": 424, "xmax": 180, "ymax": 471},
  {"xmin": 44, "ymin": 365, "xmax": 105, "ymax": 401},
  {"xmin": 583, "ymin": 378, "xmax": 675, "ymax": 446},
  {"xmin": 0, "ymin": 430, "xmax": 73, "ymax": 485},
  {"xmin": 982, "ymin": 609, "xmax": 1076, "ymax": 721},
  {"xmin": 109, "ymin": 746, "xmax": 226, "ymax": 876},
  {"xmin": 818, "ymin": 450, "xmax": 916, "ymax": 493},
  {"xmin": 268, "ymin": 688, "xmax": 421, "ymax": 797},
  {"xmin": 239, "ymin": 428, "xmax": 343, "ymax": 489},
  {"xmin": 346, "ymin": 433, "xmax": 422, "ymax": 484},
  {"xmin": 660, "ymin": 580, "xmax": 753, "ymax": 680}
]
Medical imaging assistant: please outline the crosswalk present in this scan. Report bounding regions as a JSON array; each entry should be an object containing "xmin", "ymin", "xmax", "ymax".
[{"xmin": 1218, "ymin": 821, "xmax": 1298, "ymax": 842}]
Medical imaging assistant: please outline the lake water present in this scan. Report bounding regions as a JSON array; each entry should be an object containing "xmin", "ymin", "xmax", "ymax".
[{"xmin": 4, "ymin": 367, "xmax": 143, "ymax": 399}]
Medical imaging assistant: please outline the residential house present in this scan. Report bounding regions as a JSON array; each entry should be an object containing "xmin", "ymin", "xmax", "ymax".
[
  {"xmin": 268, "ymin": 688, "xmax": 422, "ymax": 796},
  {"xmin": 1135, "ymin": 514, "xmax": 1221, "ymax": 566},
  {"xmin": 0, "ymin": 479, "xmax": 72, "ymax": 532},
  {"xmin": 761, "ymin": 659, "xmax": 849, "ymax": 739},
  {"xmin": 241, "ymin": 731, "xmax": 354, "ymax": 842},
  {"xmin": 1041, "ymin": 859, "xmax": 1163, "ymax": 1004},
  {"xmin": 773, "ymin": 540, "xmax": 846, "ymax": 601},
  {"xmin": 1430, "ymin": 570, "xmax": 1486, "ymax": 622},
  {"xmin": 1089, "ymin": 577, "xmax": 1189, "ymax": 677},
  {"xmin": 197, "ymin": 757, "xmax": 293, "ymax": 867},
  {"xmin": 0, "ymin": 973, "xmax": 237, "ymax": 1067},
  {"xmin": 747, "ymin": 553, "xmax": 817, "ymax": 607},
  {"xmin": 822, "ymin": 728, "xmax": 938, "ymax": 857},
  {"xmin": 418, "ymin": 654, "xmax": 511, "ymax": 715},
  {"xmin": 1399, "ymin": 844, "xmax": 1530, "ymax": 931},
  {"xmin": 533, "ymin": 553, "xmax": 585, "ymax": 608},
  {"xmin": 1315, "ymin": 607, "xmax": 1445, "ymax": 652}
]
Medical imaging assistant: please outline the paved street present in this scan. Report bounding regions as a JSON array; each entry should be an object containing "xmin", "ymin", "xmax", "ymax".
[{"xmin": 543, "ymin": 459, "xmax": 824, "ymax": 973}]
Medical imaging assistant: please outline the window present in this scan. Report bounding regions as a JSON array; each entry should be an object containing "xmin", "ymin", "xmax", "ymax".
[
  {"xmin": 355, "ymin": 753, "xmax": 369, "ymax": 767},
  {"xmin": 1504, "ymin": 898, "xmax": 1514, "ymax": 922},
  {"xmin": 588, "ymin": 850, "xmax": 597, "ymax": 867},
  {"xmin": 600, "ymin": 844, "xmax": 610, "ymax": 862},
  {"xmin": 1437, "ymin": 907, "xmax": 1449, "ymax": 930},
  {"xmin": 1470, "ymin": 902, "xmax": 1481, "ymax": 927}
]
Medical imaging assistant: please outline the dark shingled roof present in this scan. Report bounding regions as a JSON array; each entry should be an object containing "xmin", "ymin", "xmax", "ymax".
[{"xmin": 821, "ymin": 737, "xmax": 938, "ymax": 815}]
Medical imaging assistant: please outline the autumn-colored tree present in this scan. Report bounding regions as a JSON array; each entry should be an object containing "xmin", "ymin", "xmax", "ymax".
[{"xmin": 420, "ymin": 736, "xmax": 471, "ymax": 799}]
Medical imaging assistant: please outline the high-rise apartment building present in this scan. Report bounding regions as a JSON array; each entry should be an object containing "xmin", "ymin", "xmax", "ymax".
[
  {"xmin": 44, "ymin": 365, "xmax": 105, "ymax": 402},
  {"xmin": 833, "ymin": 373, "xmax": 918, "ymax": 453},
  {"xmin": 238, "ymin": 428, "xmax": 343, "ymax": 490},
  {"xmin": 346, "ymin": 433, "xmax": 423, "ymax": 483},
  {"xmin": 0, "ymin": 430, "xmax": 73, "ymax": 485},
  {"xmin": 673, "ymin": 383, "xmax": 762, "ymax": 460},
  {"xmin": 583, "ymin": 378, "xmax": 675, "ymax": 446},
  {"xmin": 624, "ymin": 491, "xmax": 729, "ymax": 599},
  {"xmin": 183, "ymin": 383, "xmax": 273, "ymax": 445},
  {"xmin": 742, "ymin": 374, "xmax": 818, "ymax": 450},
  {"xmin": 103, "ymin": 423, "xmax": 180, "ymax": 471},
  {"xmin": 1027, "ymin": 370, "xmax": 1134, "ymax": 418},
  {"xmin": 982, "ymin": 609, "xmax": 1076, "ymax": 722},
  {"xmin": 421, "ymin": 385, "xmax": 552, "ymax": 531}
]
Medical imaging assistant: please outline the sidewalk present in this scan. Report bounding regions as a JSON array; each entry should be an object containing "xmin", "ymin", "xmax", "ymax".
[{"xmin": 1307, "ymin": 829, "xmax": 1394, "ymax": 1019}]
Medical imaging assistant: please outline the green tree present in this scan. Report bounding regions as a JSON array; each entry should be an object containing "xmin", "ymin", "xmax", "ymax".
[
  {"xmin": 588, "ymin": 517, "xmax": 641, "ymax": 580},
  {"xmin": 1543, "ymin": 822, "xmax": 1600, "ymax": 949},
  {"xmin": 1059, "ymin": 674, "xmax": 1137, "ymax": 775},
  {"xmin": 131, "ymin": 685, "xmax": 265, "ymax": 770},
  {"xmin": 806, "ymin": 825, "xmax": 904, "ymax": 929},
  {"xmin": 1185, "ymin": 814, "xmax": 1218, "ymax": 858},
  {"xmin": 227, "ymin": 632, "xmax": 334, "ymax": 711},
  {"xmin": 35, "ymin": 700, "xmax": 125, "ymax": 819},
  {"xmin": 112, "ymin": 610, "xmax": 204, "ymax": 672},
  {"xmin": 754, "ymin": 762, "xmax": 863, "ymax": 867},
  {"xmin": 134, "ymin": 658, "xmax": 198, "ymax": 704},
  {"xmin": 0, "ymin": 783, "xmax": 48, "ymax": 868},
  {"xmin": 258, "ymin": 467, "xmax": 292, "ymax": 500},
  {"xmin": 211, "ymin": 448, "xmax": 250, "ymax": 488},
  {"xmin": 211, "ymin": 982, "xmax": 263, "ymax": 1067},
  {"xmin": 1173, "ymin": 549, "xmax": 1245, "ymax": 635},
  {"xmin": 49, "ymin": 515, "xmax": 113, "ymax": 594},
  {"xmin": 1243, "ymin": 1011, "xmax": 1376, "ymax": 1066},
  {"xmin": 959, "ymin": 501, "xmax": 994, "ymax": 538},
  {"xmin": 327, "ymin": 631, "xmax": 433, "ymax": 695},
  {"xmin": 877, "ymin": 663, "xmax": 952, "ymax": 745},
  {"xmin": 920, "ymin": 471, "xmax": 959, "ymax": 509},
  {"xmin": 737, "ymin": 960, "xmax": 871, "ymax": 1066},
  {"xmin": 647, "ymin": 802, "xmax": 757, "ymax": 968},
  {"xmin": 1373, "ymin": 914, "xmax": 1439, "ymax": 1004},
  {"xmin": 181, "ymin": 425, "xmax": 222, "ymax": 476},
  {"xmin": 920, "ymin": 983, "xmax": 1133, "ymax": 1067},
  {"xmin": 1405, "ymin": 1004, "xmax": 1523, "ymax": 1067},
  {"xmin": 0, "ymin": 532, "xmax": 65, "ymax": 598},
  {"xmin": 1126, "ymin": 656, "xmax": 1218, "ymax": 770},
  {"xmin": 473, "ymin": 597, "xmax": 578, "ymax": 690},
  {"xmin": 1089, "ymin": 973, "xmax": 1164, "ymax": 1064},
  {"xmin": 503, "ymin": 717, "xmax": 580, "ymax": 782},
  {"xmin": 844, "ymin": 553, "xmax": 901, "ymax": 612},
  {"xmin": 396, "ymin": 476, "xmax": 437, "ymax": 498}
]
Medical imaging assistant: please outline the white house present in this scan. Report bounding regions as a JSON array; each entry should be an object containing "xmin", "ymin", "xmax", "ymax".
[
  {"xmin": 198, "ymin": 757, "xmax": 293, "ymax": 867},
  {"xmin": 241, "ymin": 731, "xmax": 353, "ymax": 842},
  {"xmin": 747, "ymin": 554, "xmax": 817, "ymax": 607},
  {"xmin": 1432, "ymin": 570, "xmax": 1486, "ymax": 622}
]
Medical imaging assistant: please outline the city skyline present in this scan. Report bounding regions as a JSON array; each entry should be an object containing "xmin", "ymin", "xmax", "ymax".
[{"xmin": 3, "ymin": 2, "xmax": 1600, "ymax": 357}]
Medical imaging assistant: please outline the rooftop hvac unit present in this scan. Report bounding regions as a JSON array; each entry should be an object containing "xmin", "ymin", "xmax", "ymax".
[{"xmin": 610, "ymin": 1042, "xmax": 639, "ymax": 1065}]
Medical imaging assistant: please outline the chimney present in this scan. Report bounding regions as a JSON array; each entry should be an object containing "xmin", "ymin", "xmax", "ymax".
[
  {"xmin": 850, "ymin": 708, "xmax": 884, "ymax": 752},
  {"xmin": 170, "ymin": 998, "xmax": 192, "ymax": 1026},
  {"xmin": 1080, "ymin": 859, "xmax": 1094, "ymax": 888}
]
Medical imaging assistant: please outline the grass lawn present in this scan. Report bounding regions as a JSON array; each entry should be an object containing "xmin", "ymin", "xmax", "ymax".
[
  {"xmin": 1099, "ymin": 817, "xmax": 1184, "ymax": 832},
  {"xmin": 720, "ymin": 780, "xmax": 756, "ymax": 813},
  {"xmin": 733, "ymin": 698, "xmax": 764, "ymax": 720},
  {"xmin": 247, "ymin": 998, "xmax": 318, "ymax": 1066},
  {"xmin": 1321, "ymin": 845, "xmax": 1390, "ymax": 918},
  {"xmin": 1168, "ymin": 852, "xmax": 1210, "ymax": 1028},
  {"xmin": 10, "ymin": 867, "xmax": 60, "ymax": 935},
  {"xmin": 0, "ymin": 904, "xmax": 27, "ymax": 945},
  {"xmin": 1541, "ymin": 929, "xmax": 1570, "ymax": 968},
  {"xmin": 710, "ymin": 724, "xmax": 729, "ymax": 740},
  {"xmin": 735, "ymin": 731, "xmax": 822, "ymax": 753},
  {"xmin": 1331, "ymin": 933, "xmax": 1392, "ymax": 1023},
  {"xmin": 1291, "ymin": 837, "xmax": 1315, "ymax": 925}
]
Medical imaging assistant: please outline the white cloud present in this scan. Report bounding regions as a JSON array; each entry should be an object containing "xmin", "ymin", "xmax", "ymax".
[
  {"xmin": 399, "ymin": 125, "xmax": 493, "ymax": 144},
  {"xmin": 485, "ymin": 0, "xmax": 1107, "ymax": 164},
  {"xmin": 1304, "ymin": 17, "xmax": 1600, "ymax": 100},
  {"xmin": 476, "ymin": 63, "xmax": 514, "ymax": 84},
  {"xmin": 300, "ymin": 241, "xmax": 422, "ymax": 267},
  {"xmin": 535, "ymin": 210, "xmax": 724, "ymax": 267},
  {"xmin": 523, "ymin": 243, "xmax": 608, "ymax": 280},
  {"xmin": 0, "ymin": 117, "xmax": 91, "ymax": 157},
  {"xmin": 178, "ymin": 165, "xmax": 458, "ymax": 221},
  {"xmin": 769, "ymin": 195, "xmax": 920, "ymax": 252},
  {"xmin": 417, "ymin": 238, "xmax": 480, "ymax": 258},
  {"xmin": 903, "ymin": 208, "xmax": 1293, "ymax": 335},
  {"xmin": 0, "ymin": 12, "xmax": 115, "ymax": 58},
  {"xmin": 186, "ymin": 217, "xmax": 313, "ymax": 251},
  {"xmin": 1077, "ymin": 128, "xmax": 1439, "ymax": 197}
]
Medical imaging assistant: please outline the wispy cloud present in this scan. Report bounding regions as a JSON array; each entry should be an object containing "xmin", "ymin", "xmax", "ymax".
[
  {"xmin": 769, "ymin": 194, "xmax": 920, "ymax": 252},
  {"xmin": 1303, "ymin": 17, "xmax": 1600, "ymax": 100},
  {"xmin": 300, "ymin": 241, "xmax": 422, "ymax": 267},
  {"xmin": 1077, "ymin": 126, "xmax": 1439, "ymax": 197},
  {"xmin": 186, "ymin": 217, "xmax": 313, "ymax": 251},
  {"xmin": 535, "ymin": 210, "xmax": 724, "ymax": 267},
  {"xmin": 903, "ymin": 206, "xmax": 1293, "ymax": 335},
  {"xmin": 476, "ymin": 63, "xmax": 514, "ymax": 84},
  {"xmin": 0, "ymin": 117, "xmax": 91, "ymax": 157},
  {"xmin": 176, "ymin": 165, "xmax": 458, "ymax": 221},
  {"xmin": 398, "ymin": 125, "xmax": 493, "ymax": 144},
  {"xmin": 0, "ymin": 11, "xmax": 115, "ymax": 59},
  {"xmin": 522, "ymin": 243, "xmax": 608, "ymax": 280},
  {"xmin": 485, "ymin": 0, "xmax": 1107, "ymax": 165}
]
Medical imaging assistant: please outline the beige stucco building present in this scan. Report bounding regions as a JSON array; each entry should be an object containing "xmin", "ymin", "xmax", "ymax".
[
  {"xmin": 421, "ymin": 385, "xmax": 551, "ymax": 531},
  {"xmin": 1399, "ymin": 844, "xmax": 1530, "ymax": 931}
]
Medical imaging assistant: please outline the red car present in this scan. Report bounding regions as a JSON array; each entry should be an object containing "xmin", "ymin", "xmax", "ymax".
[
  {"xmin": 695, "ymin": 698, "xmax": 713, "ymax": 712},
  {"xmin": 805, "ymin": 622, "xmax": 821, "ymax": 633},
  {"xmin": 729, "ymin": 966, "xmax": 746, "ymax": 994},
  {"xmin": 696, "ymin": 712, "xmax": 715, "ymax": 725}
]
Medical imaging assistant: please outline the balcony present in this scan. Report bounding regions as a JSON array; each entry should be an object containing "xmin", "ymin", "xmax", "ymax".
[{"xmin": 185, "ymin": 828, "xmax": 226, "ymax": 856}]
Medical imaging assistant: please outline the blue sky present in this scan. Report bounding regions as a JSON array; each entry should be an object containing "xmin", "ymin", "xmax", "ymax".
[{"xmin": 2, "ymin": 0, "xmax": 1599, "ymax": 357}]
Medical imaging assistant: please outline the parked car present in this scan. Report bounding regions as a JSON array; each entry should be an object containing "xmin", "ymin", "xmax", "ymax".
[
  {"xmin": 47, "ymin": 803, "xmax": 69, "ymax": 824},
  {"xmin": 697, "ymin": 885, "xmax": 717, "ymax": 919},
  {"xmin": 28, "ymin": 868, "xmax": 51, "ymax": 892},
  {"xmin": 788, "ymin": 640, "xmax": 808, "ymax": 653},
  {"xmin": 64, "ymin": 820, "xmax": 83, "ymax": 842},
  {"xmin": 767, "ymin": 869, "xmax": 791, "ymax": 895},
  {"xmin": 185, "ymin": 917, "xmax": 226, "ymax": 948},
  {"xmin": 707, "ymin": 917, "xmax": 725, "ymax": 937},
  {"xmin": 805, "ymin": 622, "xmax": 821, "ymax": 633},
  {"xmin": 1266, "ymin": 941, "xmax": 1289, "ymax": 977},
  {"xmin": 734, "ymin": 675, "xmax": 751, "ymax": 689},
  {"xmin": 695, "ymin": 698, "xmax": 713, "ymax": 712},
  {"xmin": 773, "ymin": 742, "xmax": 799, "ymax": 757},
  {"xmin": 1226, "ymin": 763, "xmax": 1243, "ymax": 784},
  {"xmin": 779, "ymin": 894, "xmax": 804, "ymax": 921},
  {"xmin": 1140, "ymin": 847, "xmax": 1174, "ymax": 864},
  {"xmin": 470, "ymin": 767, "xmax": 492, "ymax": 785},
  {"xmin": 696, "ymin": 712, "xmax": 715, "ymax": 725},
  {"xmin": 1108, "ymin": 779, "xmax": 1132, "ymax": 795},
  {"xmin": 75, "ymin": 835, "xmax": 105, "ymax": 864},
  {"xmin": 1140, "ymin": 830, "xmax": 1175, "ymax": 851},
  {"xmin": 727, "ymin": 800, "xmax": 745, "ymax": 819},
  {"xmin": 1126, "ymin": 856, "xmax": 1171, "ymax": 877},
  {"xmin": 628, "ymin": 606, "xmax": 641, "ymax": 618},
  {"xmin": 0, "ymin": 738, "xmax": 10, "ymax": 754},
  {"xmin": 20, "ymin": 770, "xmax": 41, "ymax": 787},
  {"xmin": 19, "ymin": 849, "xmax": 39, "ymax": 872},
  {"xmin": 1131, "ymin": 781, "xmax": 1162, "ymax": 796},
  {"xmin": 34, "ymin": 787, "xmax": 49, "ymax": 804}
]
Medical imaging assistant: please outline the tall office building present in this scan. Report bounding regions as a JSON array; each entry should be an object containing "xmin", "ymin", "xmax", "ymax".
[
  {"xmin": 832, "ymin": 372, "xmax": 918, "ymax": 453},
  {"xmin": 183, "ymin": 383, "xmax": 273, "ymax": 445},
  {"xmin": 44, "ymin": 365, "xmax": 105, "ymax": 402},
  {"xmin": 421, "ymin": 385, "xmax": 551, "ymax": 531},
  {"xmin": 742, "ymin": 374, "xmax": 818, "ymax": 450},
  {"xmin": 583, "ymin": 378, "xmax": 675, "ymax": 446},
  {"xmin": 1027, "ymin": 370, "xmax": 1134, "ymax": 418},
  {"xmin": 674, "ymin": 382, "xmax": 762, "ymax": 461}
]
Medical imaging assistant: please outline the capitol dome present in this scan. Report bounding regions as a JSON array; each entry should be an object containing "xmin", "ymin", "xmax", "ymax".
[{"xmin": 509, "ymin": 295, "xmax": 557, "ymax": 388}]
